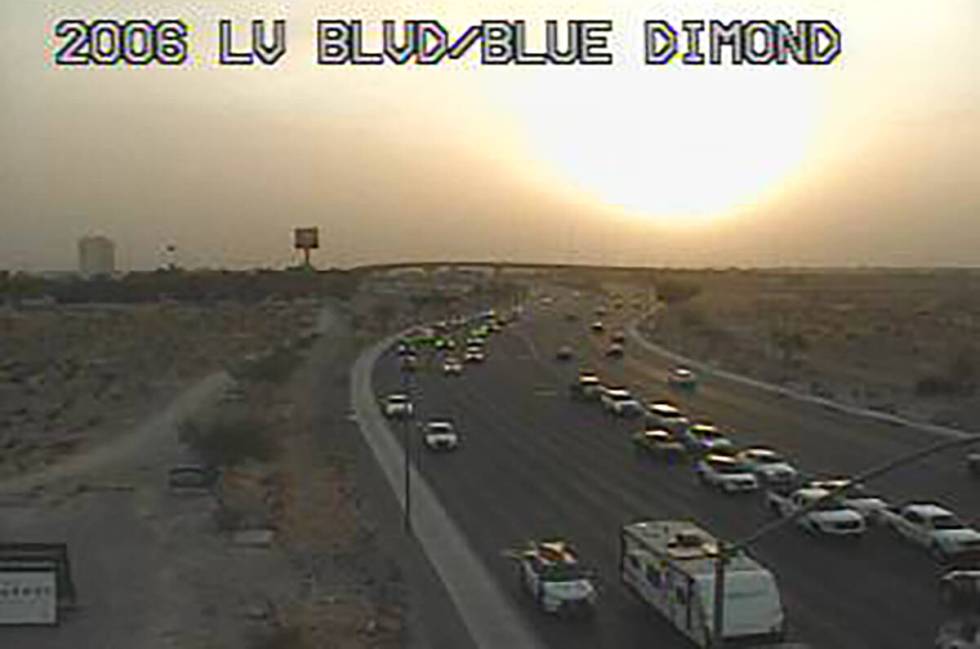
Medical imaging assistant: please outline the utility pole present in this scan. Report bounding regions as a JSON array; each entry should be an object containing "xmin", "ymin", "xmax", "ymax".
[
  {"xmin": 710, "ymin": 430, "xmax": 980, "ymax": 648},
  {"xmin": 403, "ymin": 418, "xmax": 411, "ymax": 533},
  {"xmin": 710, "ymin": 542, "xmax": 729, "ymax": 648}
]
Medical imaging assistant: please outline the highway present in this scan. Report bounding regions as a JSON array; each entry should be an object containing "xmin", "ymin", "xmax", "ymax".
[{"xmin": 372, "ymin": 289, "xmax": 978, "ymax": 648}]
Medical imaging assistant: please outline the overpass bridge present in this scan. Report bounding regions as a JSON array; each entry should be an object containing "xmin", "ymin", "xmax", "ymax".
[{"xmin": 345, "ymin": 260, "xmax": 667, "ymax": 279}]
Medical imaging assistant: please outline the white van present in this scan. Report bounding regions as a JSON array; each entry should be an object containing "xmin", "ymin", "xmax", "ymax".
[{"xmin": 619, "ymin": 520, "xmax": 786, "ymax": 647}]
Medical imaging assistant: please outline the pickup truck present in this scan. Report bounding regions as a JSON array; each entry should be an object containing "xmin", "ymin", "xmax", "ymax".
[
  {"xmin": 516, "ymin": 540, "xmax": 598, "ymax": 616},
  {"xmin": 803, "ymin": 478, "xmax": 889, "ymax": 524},
  {"xmin": 765, "ymin": 486, "xmax": 866, "ymax": 538},
  {"xmin": 879, "ymin": 503, "xmax": 980, "ymax": 563}
]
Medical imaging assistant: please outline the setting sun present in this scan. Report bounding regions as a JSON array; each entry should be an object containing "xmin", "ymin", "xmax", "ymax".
[{"xmin": 499, "ymin": 61, "xmax": 822, "ymax": 224}]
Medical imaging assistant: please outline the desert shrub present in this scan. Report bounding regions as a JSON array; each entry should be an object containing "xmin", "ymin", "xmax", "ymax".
[
  {"xmin": 915, "ymin": 375, "xmax": 961, "ymax": 398},
  {"xmin": 248, "ymin": 627, "xmax": 303, "ymax": 649},
  {"xmin": 213, "ymin": 504, "xmax": 246, "ymax": 531},
  {"xmin": 948, "ymin": 348, "xmax": 977, "ymax": 389},
  {"xmin": 915, "ymin": 347, "xmax": 978, "ymax": 397},
  {"xmin": 178, "ymin": 412, "xmax": 278, "ymax": 468},
  {"xmin": 656, "ymin": 279, "xmax": 702, "ymax": 304},
  {"xmin": 770, "ymin": 329, "xmax": 809, "ymax": 364},
  {"xmin": 677, "ymin": 306, "xmax": 706, "ymax": 329},
  {"xmin": 237, "ymin": 348, "xmax": 302, "ymax": 384},
  {"xmin": 370, "ymin": 302, "xmax": 397, "ymax": 329}
]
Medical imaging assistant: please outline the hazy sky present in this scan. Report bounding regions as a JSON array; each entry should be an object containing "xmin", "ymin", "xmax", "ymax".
[{"xmin": 1, "ymin": 0, "xmax": 978, "ymax": 270}]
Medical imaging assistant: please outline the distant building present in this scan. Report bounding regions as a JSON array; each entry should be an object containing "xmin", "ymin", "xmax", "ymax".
[{"xmin": 78, "ymin": 236, "xmax": 115, "ymax": 277}]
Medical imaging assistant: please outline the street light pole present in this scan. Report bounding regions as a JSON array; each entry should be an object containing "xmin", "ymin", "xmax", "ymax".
[
  {"xmin": 403, "ymin": 417, "xmax": 411, "ymax": 533},
  {"xmin": 400, "ymin": 363, "xmax": 413, "ymax": 534}
]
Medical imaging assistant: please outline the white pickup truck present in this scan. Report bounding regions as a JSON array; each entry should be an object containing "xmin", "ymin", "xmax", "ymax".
[
  {"xmin": 765, "ymin": 486, "xmax": 866, "ymax": 538},
  {"xmin": 516, "ymin": 540, "xmax": 597, "ymax": 617},
  {"xmin": 803, "ymin": 478, "xmax": 889, "ymax": 524},
  {"xmin": 880, "ymin": 503, "xmax": 980, "ymax": 563}
]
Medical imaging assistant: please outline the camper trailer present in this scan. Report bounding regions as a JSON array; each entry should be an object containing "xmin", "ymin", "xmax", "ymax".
[{"xmin": 619, "ymin": 520, "xmax": 786, "ymax": 647}]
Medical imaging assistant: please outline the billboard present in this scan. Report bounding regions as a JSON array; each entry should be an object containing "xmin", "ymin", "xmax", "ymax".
[{"xmin": 294, "ymin": 227, "xmax": 319, "ymax": 250}]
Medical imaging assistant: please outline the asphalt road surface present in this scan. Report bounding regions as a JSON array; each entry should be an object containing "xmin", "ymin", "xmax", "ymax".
[{"xmin": 373, "ymin": 290, "xmax": 978, "ymax": 648}]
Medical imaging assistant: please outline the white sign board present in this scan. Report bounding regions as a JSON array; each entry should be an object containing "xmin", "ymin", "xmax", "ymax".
[{"xmin": 0, "ymin": 568, "xmax": 57, "ymax": 625}]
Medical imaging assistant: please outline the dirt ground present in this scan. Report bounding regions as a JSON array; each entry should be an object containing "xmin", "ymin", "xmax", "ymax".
[
  {"xmin": 641, "ymin": 270, "xmax": 980, "ymax": 428},
  {"xmin": 0, "ymin": 299, "xmax": 415, "ymax": 649},
  {"xmin": 0, "ymin": 300, "xmax": 319, "ymax": 481},
  {"xmin": 0, "ymin": 276, "xmax": 527, "ymax": 649}
]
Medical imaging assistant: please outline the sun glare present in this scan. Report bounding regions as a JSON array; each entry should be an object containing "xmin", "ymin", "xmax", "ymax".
[
  {"xmin": 456, "ymin": 0, "xmax": 831, "ymax": 226},
  {"xmin": 503, "ymin": 61, "xmax": 820, "ymax": 225}
]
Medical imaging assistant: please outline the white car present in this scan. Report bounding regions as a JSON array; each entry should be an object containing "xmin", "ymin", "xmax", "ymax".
[
  {"xmin": 517, "ymin": 540, "xmax": 597, "ymax": 616},
  {"xmin": 695, "ymin": 454, "xmax": 760, "ymax": 493},
  {"xmin": 683, "ymin": 423, "xmax": 735, "ymax": 454},
  {"xmin": 766, "ymin": 486, "xmax": 866, "ymax": 538},
  {"xmin": 804, "ymin": 478, "xmax": 889, "ymax": 524},
  {"xmin": 644, "ymin": 402, "xmax": 690, "ymax": 435},
  {"xmin": 442, "ymin": 357, "xmax": 463, "ymax": 376},
  {"xmin": 464, "ymin": 347, "xmax": 485, "ymax": 363},
  {"xmin": 736, "ymin": 448, "xmax": 798, "ymax": 486},
  {"xmin": 667, "ymin": 366, "xmax": 698, "ymax": 389},
  {"xmin": 421, "ymin": 420, "xmax": 460, "ymax": 451},
  {"xmin": 880, "ymin": 503, "xmax": 980, "ymax": 562},
  {"xmin": 382, "ymin": 393, "xmax": 414, "ymax": 419},
  {"xmin": 600, "ymin": 387, "xmax": 645, "ymax": 417}
]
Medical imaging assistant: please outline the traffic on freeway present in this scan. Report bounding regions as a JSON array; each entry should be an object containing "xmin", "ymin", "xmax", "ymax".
[{"xmin": 374, "ymin": 289, "xmax": 980, "ymax": 649}]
